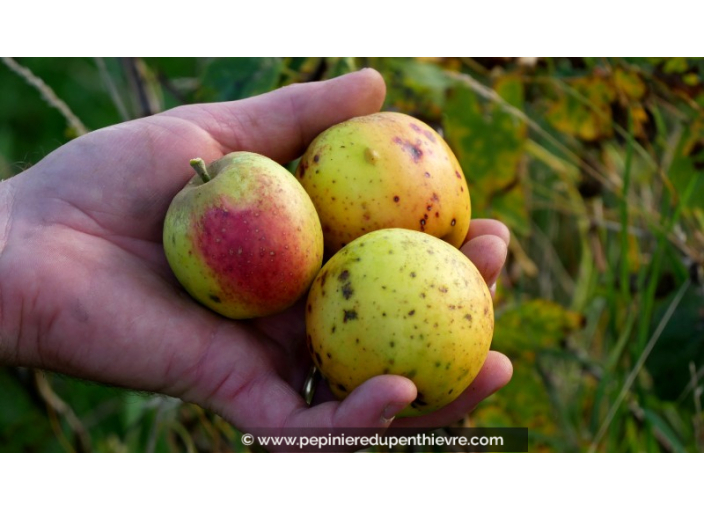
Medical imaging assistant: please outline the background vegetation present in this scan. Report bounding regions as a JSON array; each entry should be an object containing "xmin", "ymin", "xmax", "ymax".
[{"xmin": 1, "ymin": 57, "xmax": 702, "ymax": 452}]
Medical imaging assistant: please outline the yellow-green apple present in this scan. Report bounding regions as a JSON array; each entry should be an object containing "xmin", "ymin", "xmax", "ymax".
[
  {"xmin": 305, "ymin": 228, "xmax": 494, "ymax": 417},
  {"xmin": 163, "ymin": 152, "xmax": 324, "ymax": 319},
  {"xmin": 296, "ymin": 112, "xmax": 471, "ymax": 256}
]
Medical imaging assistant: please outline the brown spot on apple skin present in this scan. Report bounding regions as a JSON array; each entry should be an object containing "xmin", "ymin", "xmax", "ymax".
[
  {"xmin": 193, "ymin": 199, "xmax": 313, "ymax": 314},
  {"xmin": 409, "ymin": 123, "xmax": 436, "ymax": 143},
  {"xmin": 393, "ymin": 136, "xmax": 423, "ymax": 163},
  {"xmin": 341, "ymin": 281, "xmax": 353, "ymax": 299}
]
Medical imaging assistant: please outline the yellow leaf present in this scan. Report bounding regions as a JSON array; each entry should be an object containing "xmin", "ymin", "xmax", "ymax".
[
  {"xmin": 614, "ymin": 67, "xmax": 646, "ymax": 100},
  {"xmin": 546, "ymin": 76, "xmax": 616, "ymax": 141}
]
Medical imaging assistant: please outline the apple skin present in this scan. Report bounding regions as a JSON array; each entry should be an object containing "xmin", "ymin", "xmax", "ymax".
[
  {"xmin": 296, "ymin": 112, "xmax": 471, "ymax": 256},
  {"xmin": 305, "ymin": 228, "xmax": 494, "ymax": 417},
  {"xmin": 163, "ymin": 152, "xmax": 324, "ymax": 319}
]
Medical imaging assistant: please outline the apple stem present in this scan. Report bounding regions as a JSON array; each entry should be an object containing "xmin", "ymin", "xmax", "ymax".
[{"xmin": 190, "ymin": 158, "xmax": 211, "ymax": 183}]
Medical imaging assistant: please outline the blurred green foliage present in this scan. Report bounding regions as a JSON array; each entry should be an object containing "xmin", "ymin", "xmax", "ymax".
[{"xmin": 1, "ymin": 57, "xmax": 702, "ymax": 452}]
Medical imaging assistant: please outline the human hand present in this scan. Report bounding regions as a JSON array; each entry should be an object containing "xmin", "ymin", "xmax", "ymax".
[{"xmin": 0, "ymin": 69, "xmax": 512, "ymax": 451}]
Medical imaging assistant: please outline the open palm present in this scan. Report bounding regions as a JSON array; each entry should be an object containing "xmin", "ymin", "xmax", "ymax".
[{"xmin": 0, "ymin": 69, "xmax": 512, "ymax": 450}]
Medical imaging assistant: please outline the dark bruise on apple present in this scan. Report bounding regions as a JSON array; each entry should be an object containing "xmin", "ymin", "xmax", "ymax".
[{"xmin": 163, "ymin": 152, "xmax": 324, "ymax": 320}]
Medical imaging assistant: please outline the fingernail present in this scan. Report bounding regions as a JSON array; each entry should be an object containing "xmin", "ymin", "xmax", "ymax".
[{"xmin": 382, "ymin": 402, "xmax": 408, "ymax": 422}]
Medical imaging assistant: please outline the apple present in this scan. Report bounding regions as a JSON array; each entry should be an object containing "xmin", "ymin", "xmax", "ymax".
[
  {"xmin": 296, "ymin": 112, "xmax": 471, "ymax": 256},
  {"xmin": 163, "ymin": 152, "xmax": 324, "ymax": 319},
  {"xmin": 305, "ymin": 228, "xmax": 494, "ymax": 417}
]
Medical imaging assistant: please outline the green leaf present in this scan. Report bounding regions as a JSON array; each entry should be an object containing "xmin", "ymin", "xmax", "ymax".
[
  {"xmin": 663, "ymin": 57, "xmax": 690, "ymax": 74},
  {"xmin": 198, "ymin": 57, "xmax": 284, "ymax": 102},
  {"xmin": 494, "ymin": 299, "xmax": 585, "ymax": 354},
  {"xmin": 473, "ymin": 364, "xmax": 553, "ymax": 429},
  {"xmin": 473, "ymin": 299, "xmax": 586, "ymax": 450},
  {"xmin": 444, "ymin": 74, "xmax": 530, "ymax": 234},
  {"xmin": 375, "ymin": 58, "xmax": 452, "ymax": 120}
]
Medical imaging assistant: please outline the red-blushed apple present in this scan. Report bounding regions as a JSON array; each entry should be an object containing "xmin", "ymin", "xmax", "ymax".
[{"xmin": 163, "ymin": 152, "xmax": 324, "ymax": 319}]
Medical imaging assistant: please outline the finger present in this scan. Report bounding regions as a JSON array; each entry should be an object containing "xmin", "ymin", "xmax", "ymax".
[
  {"xmin": 312, "ymin": 375, "xmax": 417, "ymax": 428},
  {"xmin": 461, "ymin": 234, "xmax": 508, "ymax": 291},
  {"xmin": 57, "ymin": 69, "xmax": 386, "ymax": 243},
  {"xmin": 221, "ymin": 374, "xmax": 417, "ymax": 452},
  {"xmin": 465, "ymin": 219, "xmax": 511, "ymax": 245},
  {"xmin": 165, "ymin": 68, "xmax": 387, "ymax": 164},
  {"xmin": 391, "ymin": 351, "xmax": 513, "ymax": 430}
]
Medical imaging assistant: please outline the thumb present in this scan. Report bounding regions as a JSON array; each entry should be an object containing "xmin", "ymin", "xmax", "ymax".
[{"xmin": 163, "ymin": 68, "xmax": 387, "ymax": 165}]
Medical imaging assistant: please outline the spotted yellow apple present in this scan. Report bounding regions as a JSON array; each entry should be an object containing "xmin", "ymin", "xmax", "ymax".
[
  {"xmin": 305, "ymin": 228, "xmax": 493, "ymax": 417},
  {"xmin": 296, "ymin": 112, "xmax": 471, "ymax": 256}
]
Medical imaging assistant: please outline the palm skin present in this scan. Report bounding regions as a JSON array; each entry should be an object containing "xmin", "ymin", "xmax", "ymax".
[{"xmin": 0, "ymin": 69, "xmax": 512, "ymax": 451}]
